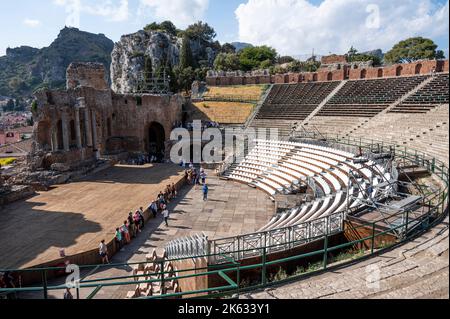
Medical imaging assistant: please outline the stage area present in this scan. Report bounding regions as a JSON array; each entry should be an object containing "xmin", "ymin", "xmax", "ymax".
[{"xmin": 0, "ymin": 164, "xmax": 186, "ymax": 269}]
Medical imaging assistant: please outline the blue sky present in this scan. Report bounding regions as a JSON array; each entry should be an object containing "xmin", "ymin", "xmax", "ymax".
[{"xmin": 0, "ymin": 0, "xmax": 448, "ymax": 58}]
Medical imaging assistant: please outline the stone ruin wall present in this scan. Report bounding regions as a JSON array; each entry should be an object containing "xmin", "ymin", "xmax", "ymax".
[
  {"xmin": 206, "ymin": 59, "xmax": 449, "ymax": 86},
  {"xmin": 32, "ymin": 62, "xmax": 183, "ymax": 171},
  {"xmin": 66, "ymin": 62, "xmax": 109, "ymax": 91}
]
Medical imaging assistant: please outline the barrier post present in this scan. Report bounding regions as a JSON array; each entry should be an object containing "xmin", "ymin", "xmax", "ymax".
[
  {"xmin": 323, "ymin": 235, "xmax": 328, "ymax": 270},
  {"xmin": 404, "ymin": 210, "xmax": 410, "ymax": 236},
  {"xmin": 261, "ymin": 246, "xmax": 267, "ymax": 285},
  {"xmin": 41, "ymin": 270, "xmax": 48, "ymax": 300},
  {"xmin": 371, "ymin": 222, "xmax": 376, "ymax": 254}
]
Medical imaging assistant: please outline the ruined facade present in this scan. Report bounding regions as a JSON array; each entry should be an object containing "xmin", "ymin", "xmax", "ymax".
[{"xmin": 32, "ymin": 62, "xmax": 183, "ymax": 171}]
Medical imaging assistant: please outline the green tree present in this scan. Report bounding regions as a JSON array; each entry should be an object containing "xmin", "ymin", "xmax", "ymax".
[
  {"xmin": 239, "ymin": 46, "xmax": 278, "ymax": 71},
  {"xmin": 174, "ymin": 67, "xmax": 195, "ymax": 94},
  {"xmin": 277, "ymin": 56, "xmax": 295, "ymax": 64},
  {"xmin": 4, "ymin": 99, "xmax": 15, "ymax": 112},
  {"xmin": 185, "ymin": 21, "xmax": 216, "ymax": 42},
  {"xmin": 144, "ymin": 21, "xmax": 179, "ymax": 36},
  {"xmin": 144, "ymin": 55, "xmax": 153, "ymax": 84},
  {"xmin": 159, "ymin": 21, "xmax": 178, "ymax": 36},
  {"xmin": 213, "ymin": 53, "xmax": 240, "ymax": 71},
  {"xmin": 436, "ymin": 50, "xmax": 446, "ymax": 59},
  {"xmin": 180, "ymin": 35, "xmax": 194, "ymax": 69},
  {"xmin": 221, "ymin": 43, "xmax": 236, "ymax": 54},
  {"xmin": 385, "ymin": 37, "xmax": 439, "ymax": 63}
]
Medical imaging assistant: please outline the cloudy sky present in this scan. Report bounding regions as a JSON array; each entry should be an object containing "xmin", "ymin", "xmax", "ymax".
[{"xmin": 0, "ymin": 0, "xmax": 448, "ymax": 58}]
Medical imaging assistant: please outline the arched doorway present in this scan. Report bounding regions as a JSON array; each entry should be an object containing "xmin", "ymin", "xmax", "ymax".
[
  {"xmin": 107, "ymin": 118, "xmax": 112, "ymax": 137},
  {"xmin": 377, "ymin": 68, "xmax": 383, "ymax": 78},
  {"xmin": 327, "ymin": 72, "xmax": 333, "ymax": 81},
  {"xmin": 312, "ymin": 73, "xmax": 318, "ymax": 81},
  {"xmin": 146, "ymin": 122, "xmax": 166, "ymax": 162},
  {"xmin": 396, "ymin": 66, "xmax": 403, "ymax": 76},
  {"xmin": 37, "ymin": 121, "xmax": 52, "ymax": 151},
  {"xmin": 360, "ymin": 69, "xmax": 367, "ymax": 79},
  {"xmin": 56, "ymin": 120, "xmax": 64, "ymax": 150},
  {"xmin": 415, "ymin": 64, "xmax": 422, "ymax": 75}
]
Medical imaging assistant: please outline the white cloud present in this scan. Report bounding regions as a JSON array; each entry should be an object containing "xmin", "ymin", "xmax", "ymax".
[
  {"xmin": 235, "ymin": 0, "xmax": 450, "ymax": 56},
  {"xmin": 138, "ymin": 0, "xmax": 209, "ymax": 28},
  {"xmin": 53, "ymin": 0, "xmax": 129, "ymax": 24},
  {"xmin": 23, "ymin": 19, "xmax": 41, "ymax": 28}
]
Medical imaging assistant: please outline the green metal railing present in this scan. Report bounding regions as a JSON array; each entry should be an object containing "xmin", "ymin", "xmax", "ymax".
[{"xmin": 1, "ymin": 137, "xmax": 448, "ymax": 299}]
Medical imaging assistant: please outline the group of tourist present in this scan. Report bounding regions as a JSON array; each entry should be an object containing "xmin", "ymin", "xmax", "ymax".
[
  {"xmin": 105, "ymin": 181, "xmax": 180, "ymax": 264},
  {"xmin": 123, "ymin": 152, "xmax": 165, "ymax": 166},
  {"xmin": 172, "ymin": 121, "xmax": 220, "ymax": 131},
  {"xmin": 181, "ymin": 161, "xmax": 209, "ymax": 201}
]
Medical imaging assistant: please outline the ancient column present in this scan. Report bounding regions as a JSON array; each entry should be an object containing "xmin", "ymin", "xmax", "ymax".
[
  {"xmin": 84, "ymin": 108, "xmax": 93, "ymax": 147},
  {"xmin": 91, "ymin": 110, "xmax": 98, "ymax": 150},
  {"xmin": 74, "ymin": 106, "xmax": 82, "ymax": 149},
  {"xmin": 51, "ymin": 130, "xmax": 58, "ymax": 152},
  {"xmin": 61, "ymin": 110, "xmax": 70, "ymax": 152}
]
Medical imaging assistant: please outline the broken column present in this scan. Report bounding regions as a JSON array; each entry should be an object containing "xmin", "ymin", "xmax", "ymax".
[{"xmin": 61, "ymin": 110, "xmax": 70, "ymax": 152}]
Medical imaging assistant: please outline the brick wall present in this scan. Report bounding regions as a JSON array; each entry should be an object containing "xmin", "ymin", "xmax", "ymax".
[{"xmin": 206, "ymin": 59, "xmax": 449, "ymax": 86}]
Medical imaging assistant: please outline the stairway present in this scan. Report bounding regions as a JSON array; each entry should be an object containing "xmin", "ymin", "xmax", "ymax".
[
  {"xmin": 345, "ymin": 76, "xmax": 435, "ymax": 137},
  {"xmin": 302, "ymin": 80, "xmax": 348, "ymax": 125}
]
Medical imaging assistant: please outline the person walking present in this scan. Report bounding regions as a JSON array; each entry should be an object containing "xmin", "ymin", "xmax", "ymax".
[
  {"xmin": 202, "ymin": 183, "xmax": 209, "ymax": 201},
  {"xmin": 162, "ymin": 205, "xmax": 170, "ymax": 227},
  {"xmin": 99, "ymin": 240, "xmax": 109, "ymax": 264}
]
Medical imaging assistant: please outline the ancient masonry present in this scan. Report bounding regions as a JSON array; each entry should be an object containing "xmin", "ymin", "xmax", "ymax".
[{"xmin": 32, "ymin": 62, "xmax": 184, "ymax": 171}]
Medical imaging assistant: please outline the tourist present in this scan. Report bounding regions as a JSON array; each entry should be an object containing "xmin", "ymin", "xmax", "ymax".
[
  {"xmin": 150, "ymin": 201, "xmax": 158, "ymax": 218},
  {"xmin": 115, "ymin": 228, "xmax": 123, "ymax": 250},
  {"xmin": 128, "ymin": 212, "xmax": 136, "ymax": 238},
  {"xmin": 138, "ymin": 207, "xmax": 145, "ymax": 228},
  {"xmin": 99, "ymin": 240, "xmax": 109, "ymax": 264},
  {"xmin": 162, "ymin": 205, "xmax": 170, "ymax": 227},
  {"xmin": 64, "ymin": 288, "xmax": 74, "ymax": 300},
  {"xmin": 134, "ymin": 211, "xmax": 141, "ymax": 233},
  {"xmin": 202, "ymin": 183, "xmax": 209, "ymax": 201},
  {"xmin": 200, "ymin": 169, "xmax": 207, "ymax": 185},
  {"xmin": 121, "ymin": 221, "xmax": 131, "ymax": 244}
]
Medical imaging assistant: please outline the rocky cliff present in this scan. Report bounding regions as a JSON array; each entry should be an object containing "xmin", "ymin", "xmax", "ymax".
[
  {"xmin": 0, "ymin": 27, "xmax": 114, "ymax": 98},
  {"xmin": 111, "ymin": 30, "xmax": 218, "ymax": 94}
]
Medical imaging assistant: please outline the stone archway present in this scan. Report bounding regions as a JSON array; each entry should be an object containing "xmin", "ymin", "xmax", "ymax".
[
  {"xmin": 415, "ymin": 63, "xmax": 422, "ymax": 75},
  {"xmin": 146, "ymin": 122, "xmax": 166, "ymax": 160},
  {"xmin": 327, "ymin": 72, "xmax": 333, "ymax": 81},
  {"xmin": 360, "ymin": 69, "xmax": 367, "ymax": 79},
  {"xmin": 396, "ymin": 66, "xmax": 403, "ymax": 76},
  {"xmin": 37, "ymin": 121, "xmax": 52, "ymax": 151},
  {"xmin": 377, "ymin": 68, "xmax": 383, "ymax": 78},
  {"xmin": 56, "ymin": 120, "xmax": 64, "ymax": 150}
]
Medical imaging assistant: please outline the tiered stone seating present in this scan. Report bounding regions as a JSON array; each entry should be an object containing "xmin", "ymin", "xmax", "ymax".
[
  {"xmin": 389, "ymin": 73, "xmax": 449, "ymax": 113},
  {"xmin": 349, "ymin": 104, "xmax": 449, "ymax": 164},
  {"xmin": 318, "ymin": 75, "xmax": 428, "ymax": 117},
  {"xmin": 255, "ymin": 82, "xmax": 340, "ymax": 121},
  {"xmin": 126, "ymin": 249, "xmax": 181, "ymax": 299},
  {"xmin": 304, "ymin": 116, "xmax": 368, "ymax": 136}
]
